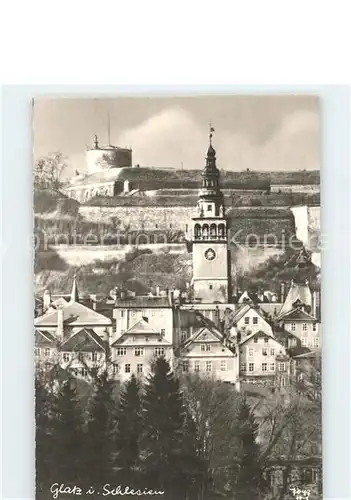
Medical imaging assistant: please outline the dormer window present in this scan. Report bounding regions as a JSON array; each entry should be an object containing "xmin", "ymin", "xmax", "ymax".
[{"xmin": 207, "ymin": 204, "xmax": 212, "ymax": 211}]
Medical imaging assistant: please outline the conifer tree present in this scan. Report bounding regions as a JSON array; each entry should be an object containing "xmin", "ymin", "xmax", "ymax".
[
  {"xmin": 35, "ymin": 372, "xmax": 56, "ymax": 495},
  {"xmin": 52, "ymin": 379, "xmax": 85, "ymax": 484},
  {"xmin": 233, "ymin": 396, "xmax": 263, "ymax": 500},
  {"xmin": 84, "ymin": 370, "xmax": 116, "ymax": 487},
  {"xmin": 140, "ymin": 357, "xmax": 186, "ymax": 498},
  {"xmin": 114, "ymin": 374, "xmax": 142, "ymax": 482}
]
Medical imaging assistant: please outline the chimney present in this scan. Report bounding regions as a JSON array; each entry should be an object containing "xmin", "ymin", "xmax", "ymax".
[
  {"xmin": 280, "ymin": 282, "xmax": 286, "ymax": 303},
  {"xmin": 43, "ymin": 289, "xmax": 51, "ymax": 312},
  {"xmin": 57, "ymin": 305, "xmax": 64, "ymax": 342}
]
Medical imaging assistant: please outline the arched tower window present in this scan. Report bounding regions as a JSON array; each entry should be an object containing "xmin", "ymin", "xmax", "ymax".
[
  {"xmin": 194, "ymin": 224, "xmax": 201, "ymax": 240},
  {"xmin": 210, "ymin": 223, "xmax": 217, "ymax": 239},
  {"xmin": 218, "ymin": 223, "xmax": 225, "ymax": 239},
  {"xmin": 202, "ymin": 224, "xmax": 209, "ymax": 240}
]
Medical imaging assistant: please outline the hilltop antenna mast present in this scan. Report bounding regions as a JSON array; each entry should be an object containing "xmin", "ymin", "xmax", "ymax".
[
  {"xmin": 181, "ymin": 161, "xmax": 184, "ymax": 189},
  {"xmin": 107, "ymin": 110, "xmax": 111, "ymax": 145}
]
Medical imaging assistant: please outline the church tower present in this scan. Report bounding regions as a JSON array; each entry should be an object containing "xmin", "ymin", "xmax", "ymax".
[{"xmin": 191, "ymin": 127, "xmax": 231, "ymax": 303}]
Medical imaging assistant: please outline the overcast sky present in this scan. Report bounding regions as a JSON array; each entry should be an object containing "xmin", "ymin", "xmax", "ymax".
[{"xmin": 33, "ymin": 95, "xmax": 320, "ymax": 176}]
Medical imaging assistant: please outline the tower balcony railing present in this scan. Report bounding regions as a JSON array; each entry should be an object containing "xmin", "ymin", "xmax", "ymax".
[{"xmin": 193, "ymin": 233, "xmax": 227, "ymax": 241}]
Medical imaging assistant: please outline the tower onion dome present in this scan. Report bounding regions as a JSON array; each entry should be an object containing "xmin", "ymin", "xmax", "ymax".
[{"xmin": 199, "ymin": 125, "xmax": 223, "ymax": 201}]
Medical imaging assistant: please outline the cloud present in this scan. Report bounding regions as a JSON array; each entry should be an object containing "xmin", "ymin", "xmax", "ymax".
[{"xmin": 114, "ymin": 107, "xmax": 320, "ymax": 171}]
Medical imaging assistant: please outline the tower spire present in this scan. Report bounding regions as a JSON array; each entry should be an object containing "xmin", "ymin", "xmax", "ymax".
[
  {"xmin": 70, "ymin": 273, "xmax": 80, "ymax": 303},
  {"xmin": 209, "ymin": 121, "xmax": 215, "ymax": 146}
]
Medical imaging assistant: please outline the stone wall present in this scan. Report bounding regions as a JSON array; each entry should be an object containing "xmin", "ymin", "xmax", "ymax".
[{"xmin": 79, "ymin": 205, "xmax": 295, "ymax": 243}]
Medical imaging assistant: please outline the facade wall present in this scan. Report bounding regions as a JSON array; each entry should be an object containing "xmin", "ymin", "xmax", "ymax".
[
  {"xmin": 111, "ymin": 346, "xmax": 173, "ymax": 382},
  {"xmin": 283, "ymin": 321, "xmax": 321, "ymax": 349},
  {"xmin": 239, "ymin": 336, "xmax": 286, "ymax": 378}
]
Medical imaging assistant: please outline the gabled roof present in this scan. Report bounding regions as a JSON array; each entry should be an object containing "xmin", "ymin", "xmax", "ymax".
[
  {"xmin": 278, "ymin": 280, "xmax": 312, "ymax": 318},
  {"xmin": 232, "ymin": 303, "xmax": 268, "ymax": 325},
  {"xmin": 278, "ymin": 308, "xmax": 317, "ymax": 322},
  {"xmin": 232, "ymin": 303, "xmax": 251, "ymax": 323},
  {"xmin": 183, "ymin": 326, "xmax": 224, "ymax": 348},
  {"xmin": 61, "ymin": 328, "xmax": 106, "ymax": 352},
  {"xmin": 239, "ymin": 330, "xmax": 283, "ymax": 347},
  {"xmin": 125, "ymin": 318, "xmax": 160, "ymax": 335},
  {"xmin": 35, "ymin": 329, "xmax": 56, "ymax": 345},
  {"xmin": 293, "ymin": 349, "xmax": 321, "ymax": 359},
  {"xmin": 34, "ymin": 300, "xmax": 112, "ymax": 327}
]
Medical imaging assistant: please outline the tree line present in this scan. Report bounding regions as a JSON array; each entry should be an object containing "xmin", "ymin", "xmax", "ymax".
[{"xmin": 36, "ymin": 357, "xmax": 321, "ymax": 500}]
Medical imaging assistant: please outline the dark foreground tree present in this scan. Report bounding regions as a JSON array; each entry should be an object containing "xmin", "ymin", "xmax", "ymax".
[
  {"xmin": 84, "ymin": 370, "xmax": 117, "ymax": 487},
  {"xmin": 233, "ymin": 396, "xmax": 264, "ymax": 500},
  {"xmin": 114, "ymin": 374, "xmax": 142, "ymax": 481},
  {"xmin": 52, "ymin": 379, "xmax": 85, "ymax": 484},
  {"xmin": 140, "ymin": 357, "xmax": 188, "ymax": 499},
  {"xmin": 35, "ymin": 372, "xmax": 56, "ymax": 494}
]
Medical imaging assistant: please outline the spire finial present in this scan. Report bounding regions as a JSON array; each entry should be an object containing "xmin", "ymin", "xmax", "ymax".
[
  {"xmin": 209, "ymin": 121, "xmax": 215, "ymax": 146},
  {"xmin": 94, "ymin": 134, "xmax": 99, "ymax": 149}
]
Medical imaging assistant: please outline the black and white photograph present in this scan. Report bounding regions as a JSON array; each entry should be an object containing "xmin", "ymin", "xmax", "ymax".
[{"xmin": 33, "ymin": 95, "xmax": 322, "ymax": 500}]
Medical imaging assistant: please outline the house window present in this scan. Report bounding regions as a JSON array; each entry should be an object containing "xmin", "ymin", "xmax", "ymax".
[
  {"xmin": 281, "ymin": 376, "xmax": 287, "ymax": 387},
  {"xmin": 185, "ymin": 224, "xmax": 188, "ymax": 232},
  {"xmin": 313, "ymin": 337, "xmax": 320, "ymax": 348},
  {"xmin": 62, "ymin": 352, "xmax": 70, "ymax": 362},
  {"xmin": 209, "ymin": 284, "xmax": 213, "ymax": 290},
  {"xmin": 125, "ymin": 364, "xmax": 131, "ymax": 373},
  {"xmin": 254, "ymin": 337, "xmax": 258, "ymax": 343},
  {"xmin": 249, "ymin": 363, "xmax": 254, "ymax": 372},
  {"xmin": 244, "ymin": 317, "xmax": 249, "ymax": 325},
  {"xmin": 194, "ymin": 361, "xmax": 200, "ymax": 372},
  {"xmin": 301, "ymin": 337, "xmax": 308, "ymax": 347},
  {"xmin": 220, "ymin": 360, "xmax": 227, "ymax": 371},
  {"xmin": 169, "ymin": 224, "xmax": 172, "ymax": 229},
  {"xmin": 201, "ymin": 344, "xmax": 211, "ymax": 352},
  {"xmin": 270, "ymin": 348, "xmax": 275, "ymax": 356},
  {"xmin": 113, "ymin": 364, "xmax": 119, "ymax": 374},
  {"xmin": 313, "ymin": 323, "xmax": 317, "ymax": 331},
  {"xmin": 206, "ymin": 361, "xmax": 212, "ymax": 372},
  {"xmin": 182, "ymin": 361, "xmax": 189, "ymax": 372},
  {"xmin": 116, "ymin": 348, "xmax": 127, "ymax": 356},
  {"xmin": 92, "ymin": 352, "xmax": 98, "ymax": 362},
  {"xmin": 249, "ymin": 348, "xmax": 254, "ymax": 357},
  {"xmin": 35, "ymin": 347, "xmax": 41, "ymax": 356},
  {"xmin": 81, "ymin": 368, "xmax": 88, "ymax": 377},
  {"xmin": 135, "ymin": 348, "xmax": 144, "ymax": 356},
  {"xmin": 155, "ymin": 224, "xmax": 158, "ymax": 229},
  {"xmin": 160, "ymin": 329, "xmax": 165, "ymax": 336},
  {"xmin": 262, "ymin": 348, "xmax": 268, "ymax": 356},
  {"xmin": 291, "ymin": 323, "xmax": 296, "ymax": 331},
  {"xmin": 207, "ymin": 204, "xmax": 212, "ymax": 212},
  {"xmin": 253, "ymin": 317, "xmax": 258, "ymax": 325},
  {"xmin": 181, "ymin": 332, "xmax": 187, "ymax": 343},
  {"xmin": 240, "ymin": 363, "xmax": 247, "ymax": 371},
  {"xmin": 262, "ymin": 363, "xmax": 267, "ymax": 372},
  {"xmin": 270, "ymin": 363, "xmax": 275, "ymax": 371},
  {"xmin": 131, "ymin": 311, "xmax": 136, "ymax": 317},
  {"xmin": 154, "ymin": 347, "xmax": 165, "ymax": 356},
  {"xmin": 137, "ymin": 363, "xmax": 143, "ymax": 374},
  {"xmin": 44, "ymin": 348, "xmax": 50, "ymax": 357},
  {"xmin": 279, "ymin": 363, "xmax": 286, "ymax": 371},
  {"xmin": 264, "ymin": 337, "xmax": 269, "ymax": 343},
  {"xmin": 302, "ymin": 323, "xmax": 307, "ymax": 331},
  {"xmin": 121, "ymin": 311, "xmax": 125, "ymax": 318}
]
